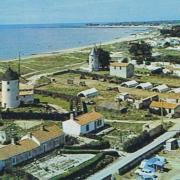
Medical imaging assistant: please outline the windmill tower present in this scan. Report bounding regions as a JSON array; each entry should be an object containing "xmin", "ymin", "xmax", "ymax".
[
  {"xmin": 1, "ymin": 67, "xmax": 20, "ymax": 109},
  {"xmin": 89, "ymin": 46, "xmax": 99, "ymax": 72}
]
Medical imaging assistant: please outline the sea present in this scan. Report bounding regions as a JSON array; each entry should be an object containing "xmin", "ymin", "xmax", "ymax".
[{"xmin": 0, "ymin": 23, "xmax": 150, "ymax": 60}]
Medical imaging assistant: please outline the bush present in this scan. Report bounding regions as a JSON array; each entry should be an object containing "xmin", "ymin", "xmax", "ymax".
[
  {"xmin": 123, "ymin": 131, "xmax": 151, "ymax": 153},
  {"xmin": 64, "ymin": 140, "xmax": 110, "ymax": 150}
]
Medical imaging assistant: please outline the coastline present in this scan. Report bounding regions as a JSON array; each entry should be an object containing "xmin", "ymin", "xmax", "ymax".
[{"xmin": 2, "ymin": 29, "xmax": 158, "ymax": 62}]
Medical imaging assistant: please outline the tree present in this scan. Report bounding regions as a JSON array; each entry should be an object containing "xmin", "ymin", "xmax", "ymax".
[
  {"xmin": 121, "ymin": 57, "xmax": 129, "ymax": 63},
  {"xmin": 160, "ymin": 25, "xmax": 180, "ymax": 37},
  {"xmin": 97, "ymin": 48, "xmax": 111, "ymax": 69},
  {"xmin": 69, "ymin": 99, "xmax": 74, "ymax": 112},
  {"xmin": 129, "ymin": 41, "xmax": 152, "ymax": 64}
]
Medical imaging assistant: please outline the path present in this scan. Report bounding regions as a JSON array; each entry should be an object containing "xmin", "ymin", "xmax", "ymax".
[{"xmin": 105, "ymin": 119, "xmax": 150, "ymax": 124}]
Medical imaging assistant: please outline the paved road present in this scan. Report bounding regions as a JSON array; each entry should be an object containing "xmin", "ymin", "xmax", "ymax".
[{"xmin": 87, "ymin": 124, "xmax": 180, "ymax": 180}]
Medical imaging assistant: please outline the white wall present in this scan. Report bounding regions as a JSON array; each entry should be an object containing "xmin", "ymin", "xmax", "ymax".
[
  {"xmin": 166, "ymin": 98, "xmax": 180, "ymax": 104},
  {"xmin": 63, "ymin": 120, "xmax": 81, "ymax": 136},
  {"xmin": 2, "ymin": 80, "xmax": 20, "ymax": 109},
  {"xmin": 80, "ymin": 119, "xmax": 104, "ymax": 134},
  {"xmin": 89, "ymin": 54, "xmax": 99, "ymax": 72},
  {"xmin": 110, "ymin": 64, "xmax": 134, "ymax": 78}
]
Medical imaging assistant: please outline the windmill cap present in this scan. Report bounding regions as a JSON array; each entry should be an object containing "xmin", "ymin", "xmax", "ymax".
[{"xmin": 2, "ymin": 67, "xmax": 19, "ymax": 81}]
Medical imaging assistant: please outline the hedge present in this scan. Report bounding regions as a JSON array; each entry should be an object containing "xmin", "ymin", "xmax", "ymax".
[{"xmin": 64, "ymin": 140, "xmax": 110, "ymax": 150}]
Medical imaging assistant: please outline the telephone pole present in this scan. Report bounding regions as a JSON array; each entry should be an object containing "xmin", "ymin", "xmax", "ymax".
[{"xmin": 18, "ymin": 52, "xmax": 21, "ymax": 77}]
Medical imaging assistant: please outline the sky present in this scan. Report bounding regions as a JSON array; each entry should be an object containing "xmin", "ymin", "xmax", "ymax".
[{"xmin": 0, "ymin": 0, "xmax": 179, "ymax": 24}]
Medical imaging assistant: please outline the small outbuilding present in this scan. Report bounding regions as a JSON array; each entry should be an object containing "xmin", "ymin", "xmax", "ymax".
[
  {"xmin": 165, "ymin": 138, "xmax": 178, "ymax": 151},
  {"xmin": 136, "ymin": 82, "xmax": 153, "ymax": 90},
  {"xmin": 121, "ymin": 80, "xmax": 139, "ymax": 88},
  {"xmin": 152, "ymin": 84, "xmax": 170, "ymax": 93},
  {"xmin": 110, "ymin": 62, "xmax": 134, "ymax": 78},
  {"xmin": 115, "ymin": 92, "xmax": 129, "ymax": 102},
  {"xmin": 19, "ymin": 91, "xmax": 34, "ymax": 104},
  {"xmin": 170, "ymin": 87, "xmax": 180, "ymax": 93},
  {"xmin": 77, "ymin": 88, "xmax": 98, "ymax": 98},
  {"xmin": 147, "ymin": 66, "xmax": 163, "ymax": 74}
]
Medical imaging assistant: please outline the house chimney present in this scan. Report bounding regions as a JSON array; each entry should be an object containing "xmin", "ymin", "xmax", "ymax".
[
  {"xmin": 92, "ymin": 105, "xmax": 97, "ymax": 112},
  {"xmin": 40, "ymin": 125, "xmax": 46, "ymax": 131},
  {"xmin": 70, "ymin": 113, "xmax": 74, "ymax": 120},
  {"xmin": 27, "ymin": 132, "xmax": 32, "ymax": 138},
  {"xmin": 11, "ymin": 138, "xmax": 16, "ymax": 145}
]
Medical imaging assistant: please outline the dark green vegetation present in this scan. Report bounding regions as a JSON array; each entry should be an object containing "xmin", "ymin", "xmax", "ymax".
[
  {"xmin": 96, "ymin": 48, "xmax": 111, "ymax": 69},
  {"xmin": 160, "ymin": 25, "xmax": 180, "ymax": 37},
  {"xmin": 129, "ymin": 41, "xmax": 152, "ymax": 64}
]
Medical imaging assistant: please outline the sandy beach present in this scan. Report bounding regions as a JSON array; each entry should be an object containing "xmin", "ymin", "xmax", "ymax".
[{"xmin": 3, "ymin": 29, "xmax": 159, "ymax": 62}]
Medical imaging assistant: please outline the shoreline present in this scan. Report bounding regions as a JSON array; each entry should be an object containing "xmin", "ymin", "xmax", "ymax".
[{"xmin": 1, "ymin": 30, "xmax": 159, "ymax": 62}]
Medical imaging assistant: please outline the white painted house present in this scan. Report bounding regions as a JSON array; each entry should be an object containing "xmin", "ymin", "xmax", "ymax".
[
  {"xmin": 89, "ymin": 47, "xmax": 99, "ymax": 72},
  {"xmin": 110, "ymin": 62, "xmax": 134, "ymax": 79},
  {"xmin": 1, "ymin": 67, "xmax": 20, "ymax": 109},
  {"xmin": 63, "ymin": 112, "xmax": 104, "ymax": 136},
  {"xmin": 150, "ymin": 101, "xmax": 180, "ymax": 117}
]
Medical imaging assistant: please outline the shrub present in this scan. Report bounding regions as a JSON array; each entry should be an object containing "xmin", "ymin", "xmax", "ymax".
[
  {"xmin": 64, "ymin": 140, "xmax": 110, "ymax": 150},
  {"xmin": 123, "ymin": 131, "xmax": 151, "ymax": 153}
]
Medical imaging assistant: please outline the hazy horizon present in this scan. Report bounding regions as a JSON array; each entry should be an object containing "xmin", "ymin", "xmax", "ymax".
[{"xmin": 0, "ymin": 0, "xmax": 179, "ymax": 24}]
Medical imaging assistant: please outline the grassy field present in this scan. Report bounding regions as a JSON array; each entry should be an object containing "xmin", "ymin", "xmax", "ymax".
[
  {"xmin": 0, "ymin": 52, "xmax": 88, "ymax": 79},
  {"xmin": 139, "ymin": 75, "xmax": 180, "ymax": 87},
  {"xmin": 103, "ymin": 122, "xmax": 144, "ymax": 150},
  {"xmin": 38, "ymin": 73, "xmax": 161, "ymax": 121},
  {"xmin": 35, "ymin": 94, "xmax": 70, "ymax": 110}
]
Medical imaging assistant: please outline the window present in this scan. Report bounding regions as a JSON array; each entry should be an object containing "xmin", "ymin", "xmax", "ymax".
[
  {"xmin": 7, "ymin": 81, "xmax": 10, "ymax": 85},
  {"xmin": 12, "ymin": 157, "xmax": 16, "ymax": 165},
  {"xmin": 169, "ymin": 109, "xmax": 171, "ymax": 113},
  {"xmin": 97, "ymin": 120, "xmax": 102, "ymax": 126},
  {"xmin": 7, "ymin": 89, "xmax": 10, "ymax": 91},
  {"xmin": 28, "ymin": 151, "xmax": 32, "ymax": 158},
  {"xmin": 86, "ymin": 124, "xmax": 89, "ymax": 131}
]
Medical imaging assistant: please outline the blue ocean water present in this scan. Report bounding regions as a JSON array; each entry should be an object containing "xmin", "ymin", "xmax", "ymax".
[{"xmin": 0, "ymin": 24, "xmax": 149, "ymax": 60}]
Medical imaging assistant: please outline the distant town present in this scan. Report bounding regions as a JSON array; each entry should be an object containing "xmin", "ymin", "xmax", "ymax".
[{"xmin": 0, "ymin": 23, "xmax": 180, "ymax": 180}]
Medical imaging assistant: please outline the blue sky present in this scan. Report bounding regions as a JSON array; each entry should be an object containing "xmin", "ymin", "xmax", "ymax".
[{"xmin": 0, "ymin": 0, "xmax": 179, "ymax": 24}]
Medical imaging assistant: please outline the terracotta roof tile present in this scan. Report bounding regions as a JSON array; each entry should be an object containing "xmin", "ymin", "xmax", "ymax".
[
  {"xmin": 75, "ymin": 112, "xmax": 103, "ymax": 125},
  {"xmin": 110, "ymin": 62, "xmax": 130, "ymax": 67},
  {"xmin": 150, "ymin": 101, "xmax": 179, "ymax": 109},
  {"xmin": 0, "ymin": 139, "xmax": 38, "ymax": 160},
  {"xmin": 32, "ymin": 125, "xmax": 64, "ymax": 143}
]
